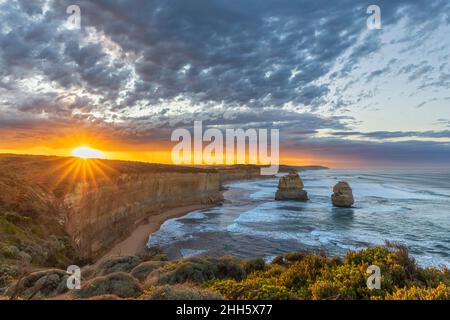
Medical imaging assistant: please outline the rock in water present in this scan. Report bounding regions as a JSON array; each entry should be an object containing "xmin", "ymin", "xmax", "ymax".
[
  {"xmin": 331, "ymin": 181, "xmax": 354, "ymax": 207},
  {"xmin": 275, "ymin": 171, "xmax": 309, "ymax": 201}
]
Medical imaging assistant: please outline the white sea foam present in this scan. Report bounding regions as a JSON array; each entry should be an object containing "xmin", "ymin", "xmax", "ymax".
[
  {"xmin": 180, "ymin": 248, "xmax": 207, "ymax": 258},
  {"xmin": 149, "ymin": 170, "xmax": 450, "ymax": 267}
]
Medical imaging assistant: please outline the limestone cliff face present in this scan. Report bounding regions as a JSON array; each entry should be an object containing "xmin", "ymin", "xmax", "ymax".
[
  {"xmin": 0, "ymin": 155, "xmax": 273, "ymax": 265},
  {"xmin": 63, "ymin": 172, "xmax": 222, "ymax": 259},
  {"xmin": 215, "ymin": 165, "xmax": 272, "ymax": 182}
]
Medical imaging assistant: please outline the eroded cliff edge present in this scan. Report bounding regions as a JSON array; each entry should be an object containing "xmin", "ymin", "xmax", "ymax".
[
  {"xmin": 0, "ymin": 155, "xmax": 224, "ymax": 269},
  {"xmin": 64, "ymin": 171, "xmax": 223, "ymax": 259}
]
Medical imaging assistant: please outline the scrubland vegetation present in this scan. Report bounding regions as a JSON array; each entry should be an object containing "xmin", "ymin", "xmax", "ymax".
[{"xmin": 2, "ymin": 244, "xmax": 450, "ymax": 300}]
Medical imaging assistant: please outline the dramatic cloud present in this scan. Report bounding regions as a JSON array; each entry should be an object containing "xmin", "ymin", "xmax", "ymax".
[
  {"xmin": 330, "ymin": 130, "xmax": 450, "ymax": 139},
  {"xmin": 1, "ymin": 0, "xmax": 450, "ymax": 167},
  {"xmin": 284, "ymin": 137, "xmax": 450, "ymax": 168}
]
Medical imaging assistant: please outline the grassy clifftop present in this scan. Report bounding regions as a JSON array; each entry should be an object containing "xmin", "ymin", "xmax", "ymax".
[{"xmin": 0, "ymin": 159, "xmax": 78, "ymax": 289}]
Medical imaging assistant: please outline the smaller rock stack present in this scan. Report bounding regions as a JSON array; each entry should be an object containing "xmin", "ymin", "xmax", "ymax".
[
  {"xmin": 331, "ymin": 181, "xmax": 354, "ymax": 208},
  {"xmin": 275, "ymin": 171, "xmax": 309, "ymax": 201}
]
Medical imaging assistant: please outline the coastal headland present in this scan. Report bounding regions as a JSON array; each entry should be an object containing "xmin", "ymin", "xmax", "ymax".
[
  {"xmin": 2, "ymin": 154, "xmax": 450, "ymax": 301},
  {"xmin": 0, "ymin": 154, "xmax": 328, "ymax": 271}
]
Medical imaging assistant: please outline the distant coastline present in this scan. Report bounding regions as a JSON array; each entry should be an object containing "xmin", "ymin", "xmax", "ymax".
[{"xmin": 0, "ymin": 153, "xmax": 327, "ymax": 268}]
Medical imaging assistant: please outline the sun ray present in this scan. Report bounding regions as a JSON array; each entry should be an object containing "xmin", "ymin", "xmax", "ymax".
[
  {"xmin": 39, "ymin": 145, "xmax": 116, "ymax": 194},
  {"xmin": 89, "ymin": 159, "xmax": 115, "ymax": 184},
  {"xmin": 46, "ymin": 158, "xmax": 80, "ymax": 192}
]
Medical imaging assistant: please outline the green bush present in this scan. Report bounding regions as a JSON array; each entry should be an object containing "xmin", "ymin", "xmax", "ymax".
[
  {"xmin": 141, "ymin": 284, "xmax": 223, "ymax": 300},
  {"xmin": 206, "ymin": 245, "xmax": 450, "ymax": 300},
  {"xmin": 278, "ymin": 253, "xmax": 328, "ymax": 291},
  {"xmin": 242, "ymin": 258, "xmax": 266, "ymax": 274},
  {"xmin": 386, "ymin": 283, "xmax": 450, "ymax": 300},
  {"xmin": 131, "ymin": 261, "xmax": 167, "ymax": 282},
  {"xmin": 5, "ymin": 269, "xmax": 68, "ymax": 299},
  {"xmin": 77, "ymin": 272, "xmax": 142, "ymax": 299},
  {"xmin": 0, "ymin": 263, "xmax": 18, "ymax": 289},
  {"xmin": 98, "ymin": 256, "xmax": 142, "ymax": 276},
  {"xmin": 309, "ymin": 280, "xmax": 340, "ymax": 300},
  {"xmin": 5, "ymin": 245, "xmax": 450, "ymax": 300},
  {"xmin": 146, "ymin": 256, "xmax": 245, "ymax": 286},
  {"xmin": 210, "ymin": 277, "xmax": 295, "ymax": 300}
]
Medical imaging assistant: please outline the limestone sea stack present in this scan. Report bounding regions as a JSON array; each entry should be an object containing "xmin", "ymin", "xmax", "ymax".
[
  {"xmin": 331, "ymin": 181, "xmax": 354, "ymax": 208},
  {"xmin": 275, "ymin": 171, "xmax": 309, "ymax": 201}
]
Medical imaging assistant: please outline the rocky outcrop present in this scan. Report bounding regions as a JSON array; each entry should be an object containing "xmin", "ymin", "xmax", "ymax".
[
  {"xmin": 275, "ymin": 171, "xmax": 309, "ymax": 201},
  {"xmin": 331, "ymin": 181, "xmax": 354, "ymax": 208}
]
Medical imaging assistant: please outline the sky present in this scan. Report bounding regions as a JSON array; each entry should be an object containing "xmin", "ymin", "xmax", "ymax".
[{"xmin": 0, "ymin": 0, "xmax": 450, "ymax": 168}]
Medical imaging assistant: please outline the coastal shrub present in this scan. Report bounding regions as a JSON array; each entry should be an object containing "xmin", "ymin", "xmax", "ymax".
[
  {"xmin": 0, "ymin": 212, "xmax": 79, "ymax": 270},
  {"xmin": 418, "ymin": 267, "xmax": 450, "ymax": 288},
  {"xmin": 4, "ymin": 245, "xmax": 450, "ymax": 300},
  {"xmin": 98, "ymin": 256, "xmax": 142, "ymax": 276},
  {"xmin": 88, "ymin": 294, "xmax": 122, "ymax": 300},
  {"xmin": 205, "ymin": 245, "xmax": 433, "ymax": 300},
  {"xmin": 141, "ymin": 284, "xmax": 223, "ymax": 300},
  {"xmin": 271, "ymin": 256, "xmax": 285, "ymax": 265},
  {"xmin": 242, "ymin": 258, "xmax": 266, "ymax": 275},
  {"xmin": 385, "ymin": 283, "xmax": 450, "ymax": 300},
  {"xmin": 131, "ymin": 261, "xmax": 167, "ymax": 282},
  {"xmin": 344, "ymin": 246, "xmax": 392, "ymax": 266},
  {"xmin": 386, "ymin": 242, "xmax": 421, "ymax": 283},
  {"xmin": 309, "ymin": 280, "xmax": 340, "ymax": 300},
  {"xmin": 77, "ymin": 272, "xmax": 142, "ymax": 299},
  {"xmin": 317, "ymin": 263, "xmax": 371, "ymax": 299},
  {"xmin": 0, "ymin": 244, "xmax": 20, "ymax": 259},
  {"xmin": 278, "ymin": 253, "xmax": 329, "ymax": 291},
  {"xmin": 263, "ymin": 264, "xmax": 286, "ymax": 278},
  {"xmin": 6, "ymin": 269, "xmax": 69, "ymax": 299},
  {"xmin": 80, "ymin": 265, "xmax": 96, "ymax": 280},
  {"xmin": 284, "ymin": 252, "xmax": 307, "ymax": 263},
  {"xmin": 139, "ymin": 247, "xmax": 169, "ymax": 262},
  {"xmin": 0, "ymin": 215, "xmax": 22, "ymax": 235},
  {"xmin": 209, "ymin": 277, "xmax": 295, "ymax": 300},
  {"xmin": 0, "ymin": 263, "xmax": 18, "ymax": 290},
  {"xmin": 146, "ymin": 257, "xmax": 245, "ymax": 286}
]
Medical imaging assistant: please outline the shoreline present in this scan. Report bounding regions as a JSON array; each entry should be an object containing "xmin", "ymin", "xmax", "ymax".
[
  {"xmin": 96, "ymin": 204, "xmax": 215, "ymax": 264},
  {"xmin": 95, "ymin": 179, "xmax": 267, "ymax": 264}
]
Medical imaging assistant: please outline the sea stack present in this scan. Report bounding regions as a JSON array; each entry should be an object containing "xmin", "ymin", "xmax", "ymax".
[
  {"xmin": 331, "ymin": 181, "xmax": 354, "ymax": 208},
  {"xmin": 275, "ymin": 171, "xmax": 309, "ymax": 201}
]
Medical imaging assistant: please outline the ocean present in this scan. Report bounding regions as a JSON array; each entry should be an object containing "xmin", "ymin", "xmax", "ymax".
[{"xmin": 148, "ymin": 170, "xmax": 450, "ymax": 267}]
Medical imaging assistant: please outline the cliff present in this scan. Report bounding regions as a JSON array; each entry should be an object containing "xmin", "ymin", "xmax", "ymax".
[
  {"xmin": 0, "ymin": 154, "xmax": 223, "ymax": 270},
  {"xmin": 279, "ymin": 165, "xmax": 329, "ymax": 172},
  {"xmin": 207, "ymin": 165, "xmax": 274, "ymax": 182},
  {"xmin": 64, "ymin": 171, "xmax": 222, "ymax": 259}
]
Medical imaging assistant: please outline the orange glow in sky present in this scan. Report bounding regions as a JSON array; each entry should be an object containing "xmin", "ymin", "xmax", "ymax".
[{"xmin": 72, "ymin": 146, "xmax": 105, "ymax": 159}]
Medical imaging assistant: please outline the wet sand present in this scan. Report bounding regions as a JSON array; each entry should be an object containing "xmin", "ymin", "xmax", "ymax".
[{"xmin": 97, "ymin": 204, "xmax": 214, "ymax": 263}]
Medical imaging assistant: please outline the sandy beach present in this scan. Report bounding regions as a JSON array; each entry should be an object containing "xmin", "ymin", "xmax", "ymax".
[
  {"xmin": 97, "ymin": 204, "xmax": 215, "ymax": 263},
  {"xmin": 97, "ymin": 185, "xmax": 256, "ymax": 264}
]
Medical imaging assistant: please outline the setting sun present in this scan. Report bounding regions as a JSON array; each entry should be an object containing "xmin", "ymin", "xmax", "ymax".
[{"xmin": 72, "ymin": 146, "xmax": 105, "ymax": 159}]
